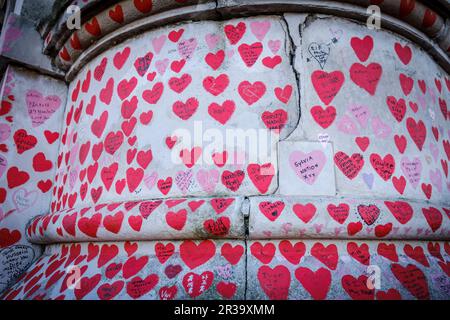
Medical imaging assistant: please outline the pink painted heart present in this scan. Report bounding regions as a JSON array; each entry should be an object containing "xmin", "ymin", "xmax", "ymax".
[
  {"xmin": 205, "ymin": 33, "xmax": 220, "ymax": 50},
  {"xmin": 289, "ymin": 150, "xmax": 326, "ymax": 185},
  {"xmin": 371, "ymin": 117, "xmax": 391, "ymax": 139},
  {"xmin": 196, "ymin": 169, "xmax": 219, "ymax": 194},
  {"xmin": 152, "ymin": 35, "xmax": 166, "ymax": 54},
  {"xmin": 26, "ymin": 90, "xmax": 61, "ymax": 127},
  {"xmin": 13, "ymin": 188, "xmax": 38, "ymax": 212},
  {"xmin": 155, "ymin": 59, "xmax": 169, "ymax": 75},
  {"xmin": 401, "ymin": 156, "xmax": 422, "ymax": 189},
  {"xmin": 0, "ymin": 154, "xmax": 7, "ymax": 179},
  {"xmin": 0, "ymin": 123, "xmax": 11, "ymax": 142},
  {"xmin": 349, "ymin": 104, "xmax": 370, "ymax": 128},
  {"xmin": 175, "ymin": 170, "xmax": 193, "ymax": 194},
  {"xmin": 337, "ymin": 115, "xmax": 359, "ymax": 135},
  {"xmin": 268, "ymin": 40, "xmax": 281, "ymax": 54},
  {"xmin": 429, "ymin": 169, "xmax": 442, "ymax": 193},
  {"xmin": 250, "ymin": 21, "xmax": 271, "ymax": 41},
  {"xmin": 144, "ymin": 171, "xmax": 158, "ymax": 190},
  {"xmin": 178, "ymin": 38, "xmax": 197, "ymax": 60}
]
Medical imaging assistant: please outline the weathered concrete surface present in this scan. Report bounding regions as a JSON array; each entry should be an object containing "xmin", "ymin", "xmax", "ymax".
[
  {"xmin": 0, "ymin": 65, "xmax": 67, "ymax": 293},
  {"xmin": 1, "ymin": 240, "xmax": 246, "ymax": 300},
  {"xmin": 27, "ymin": 197, "xmax": 245, "ymax": 243},
  {"xmin": 0, "ymin": 13, "xmax": 63, "ymax": 77},
  {"xmin": 247, "ymin": 239, "xmax": 450, "ymax": 300},
  {"xmin": 249, "ymin": 196, "xmax": 450, "ymax": 240},
  {"xmin": 1, "ymin": 3, "xmax": 450, "ymax": 300},
  {"xmin": 286, "ymin": 14, "xmax": 450, "ymax": 203},
  {"xmin": 53, "ymin": 16, "xmax": 299, "ymax": 212}
]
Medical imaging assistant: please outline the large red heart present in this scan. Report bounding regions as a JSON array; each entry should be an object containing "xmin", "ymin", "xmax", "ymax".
[
  {"xmin": 295, "ymin": 267, "xmax": 331, "ymax": 300},
  {"xmin": 310, "ymin": 106, "xmax": 336, "ymax": 129},
  {"xmin": 221, "ymin": 243, "xmax": 244, "ymax": 265},
  {"xmin": 238, "ymin": 81, "xmax": 266, "ymax": 105},
  {"xmin": 247, "ymin": 163, "xmax": 274, "ymax": 194},
  {"xmin": 142, "ymin": 82, "xmax": 164, "ymax": 104},
  {"xmin": 311, "ymin": 70, "xmax": 344, "ymax": 105},
  {"xmin": 113, "ymin": 47, "xmax": 130, "ymax": 70},
  {"xmin": 123, "ymin": 256, "xmax": 148, "ymax": 279},
  {"xmin": 78, "ymin": 213, "xmax": 102, "ymax": 238},
  {"xmin": 422, "ymin": 207, "xmax": 442, "ymax": 232},
  {"xmin": 341, "ymin": 275, "xmax": 374, "ymax": 300},
  {"xmin": 391, "ymin": 263, "xmax": 429, "ymax": 300},
  {"xmin": 75, "ymin": 274, "xmax": 102, "ymax": 300},
  {"xmin": 224, "ymin": 22, "xmax": 246, "ymax": 45},
  {"xmin": 258, "ymin": 201, "xmax": 284, "ymax": 222},
  {"xmin": 155, "ymin": 243, "xmax": 175, "ymax": 264},
  {"xmin": 250, "ymin": 242, "xmax": 275, "ymax": 264},
  {"xmin": 210, "ymin": 198, "xmax": 234, "ymax": 214},
  {"xmin": 7, "ymin": 167, "xmax": 30, "ymax": 189},
  {"xmin": 311, "ymin": 243, "xmax": 338, "ymax": 270},
  {"xmin": 293, "ymin": 203, "xmax": 316, "ymax": 223},
  {"xmin": 279, "ymin": 240, "xmax": 305, "ymax": 264},
  {"xmin": 180, "ymin": 240, "xmax": 215, "ymax": 269},
  {"xmin": 208, "ymin": 100, "xmax": 235, "ymax": 125},
  {"xmin": 169, "ymin": 74, "xmax": 192, "ymax": 93},
  {"xmin": 386, "ymin": 96, "xmax": 406, "ymax": 122},
  {"xmin": 85, "ymin": 17, "xmax": 101, "ymax": 37},
  {"xmin": 261, "ymin": 109, "xmax": 288, "ymax": 133},
  {"xmin": 350, "ymin": 62, "xmax": 382, "ymax": 95},
  {"xmin": 394, "ymin": 42, "xmax": 412, "ymax": 65},
  {"xmin": 126, "ymin": 274, "xmax": 159, "ymax": 299},
  {"xmin": 14, "ymin": 129, "xmax": 37, "ymax": 154},
  {"xmin": 347, "ymin": 242, "xmax": 370, "ymax": 265},
  {"xmin": 350, "ymin": 36, "xmax": 373, "ymax": 62},
  {"xmin": 357, "ymin": 204, "xmax": 380, "ymax": 225},
  {"xmin": 203, "ymin": 74, "xmax": 229, "ymax": 96},
  {"xmin": 166, "ymin": 209, "xmax": 187, "ymax": 231},
  {"xmin": 370, "ymin": 153, "xmax": 395, "ymax": 181},
  {"xmin": 404, "ymin": 245, "xmax": 429, "ymax": 267},
  {"xmin": 172, "ymin": 98, "xmax": 199, "ymax": 120},
  {"xmin": 203, "ymin": 217, "xmax": 230, "ymax": 236},
  {"xmin": 385, "ymin": 201, "xmax": 413, "ymax": 224},
  {"xmin": 406, "ymin": 117, "xmax": 426, "ymax": 151},
  {"xmin": 377, "ymin": 243, "xmax": 398, "ymax": 262},
  {"xmin": 334, "ymin": 151, "xmax": 364, "ymax": 180},
  {"xmin": 257, "ymin": 265, "xmax": 291, "ymax": 300},
  {"xmin": 221, "ymin": 170, "xmax": 245, "ymax": 192},
  {"xmin": 103, "ymin": 211, "xmax": 124, "ymax": 234},
  {"xmin": 182, "ymin": 271, "xmax": 213, "ymax": 298},
  {"xmin": 327, "ymin": 203, "xmax": 349, "ymax": 224},
  {"xmin": 0, "ymin": 228, "xmax": 21, "ymax": 248}
]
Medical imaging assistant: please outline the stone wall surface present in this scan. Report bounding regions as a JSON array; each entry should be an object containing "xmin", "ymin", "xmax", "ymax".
[
  {"xmin": 0, "ymin": 65, "xmax": 67, "ymax": 293},
  {"xmin": 0, "ymin": 0, "xmax": 449, "ymax": 300},
  {"xmin": 52, "ymin": 15, "xmax": 298, "ymax": 212},
  {"xmin": 2, "ymin": 240, "xmax": 247, "ymax": 300},
  {"xmin": 287, "ymin": 14, "xmax": 450, "ymax": 203}
]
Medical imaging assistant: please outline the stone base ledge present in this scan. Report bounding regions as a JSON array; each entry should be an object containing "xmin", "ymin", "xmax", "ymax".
[{"xmin": 26, "ymin": 197, "xmax": 246, "ymax": 244}]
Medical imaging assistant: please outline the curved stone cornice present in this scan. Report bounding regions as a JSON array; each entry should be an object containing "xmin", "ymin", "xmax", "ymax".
[{"xmin": 42, "ymin": 0, "xmax": 450, "ymax": 80}]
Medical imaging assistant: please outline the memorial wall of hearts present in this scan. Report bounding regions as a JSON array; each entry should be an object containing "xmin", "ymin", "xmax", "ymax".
[{"xmin": 0, "ymin": 0, "xmax": 449, "ymax": 300}]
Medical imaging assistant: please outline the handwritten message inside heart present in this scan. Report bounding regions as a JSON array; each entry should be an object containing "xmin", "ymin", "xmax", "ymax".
[
  {"xmin": 289, "ymin": 150, "xmax": 326, "ymax": 185},
  {"xmin": 26, "ymin": 90, "xmax": 61, "ymax": 127}
]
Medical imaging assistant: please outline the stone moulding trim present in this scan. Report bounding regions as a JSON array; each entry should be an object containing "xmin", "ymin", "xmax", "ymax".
[
  {"xmin": 64, "ymin": 1, "xmax": 450, "ymax": 82},
  {"xmin": 26, "ymin": 197, "xmax": 246, "ymax": 244},
  {"xmin": 42, "ymin": 0, "xmax": 123, "ymax": 54},
  {"xmin": 64, "ymin": 2, "xmax": 217, "ymax": 81},
  {"xmin": 54, "ymin": 0, "xmax": 209, "ymax": 70}
]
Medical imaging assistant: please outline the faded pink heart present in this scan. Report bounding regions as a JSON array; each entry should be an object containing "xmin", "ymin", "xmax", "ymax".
[{"xmin": 289, "ymin": 150, "xmax": 326, "ymax": 185}]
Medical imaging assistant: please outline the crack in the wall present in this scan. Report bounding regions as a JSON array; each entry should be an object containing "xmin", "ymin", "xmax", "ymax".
[{"xmin": 280, "ymin": 14, "xmax": 302, "ymax": 142}]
